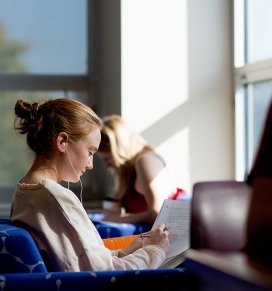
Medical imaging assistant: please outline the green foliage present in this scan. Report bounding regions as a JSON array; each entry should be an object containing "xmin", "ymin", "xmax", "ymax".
[
  {"xmin": 0, "ymin": 93, "xmax": 34, "ymax": 186},
  {"xmin": 0, "ymin": 23, "xmax": 32, "ymax": 186},
  {"xmin": 0, "ymin": 24, "xmax": 29, "ymax": 73}
]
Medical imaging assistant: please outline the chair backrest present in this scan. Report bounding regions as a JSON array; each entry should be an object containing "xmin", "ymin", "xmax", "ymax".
[
  {"xmin": 89, "ymin": 213, "xmax": 151, "ymax": 238},
  {"xmin": 190, "ymin": 181, "xmax": 252, "ymax": 252},
  {"xmin": 0, "ymin": 219, "xmax": 47, "ymax": 273}
]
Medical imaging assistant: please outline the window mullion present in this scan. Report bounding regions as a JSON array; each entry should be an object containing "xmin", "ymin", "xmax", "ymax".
[{"xmin": 0, "ymin": 75, "xmax": 91, "ymax": 91}]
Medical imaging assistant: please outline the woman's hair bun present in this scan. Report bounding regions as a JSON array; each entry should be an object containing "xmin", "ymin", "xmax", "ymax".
[{"xmin": 14, "ymin": 99, "xmax": 40, "ymax": 121}]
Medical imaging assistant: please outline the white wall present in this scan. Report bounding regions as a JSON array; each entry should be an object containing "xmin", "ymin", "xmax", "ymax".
[
  {"xmin": 186, "ymin": 0, "xmax": 234, "ymax": 189},
  {"xmin": 95, "ymin": 0, "xmax": 234, "ymax": 194},
  {"xmin": 121, "ymin": 0, "xmax": 190, "ymax": 190},
  {"xmin": 121, "ymin": 0, "xmax": 234, "ymax": 192}
]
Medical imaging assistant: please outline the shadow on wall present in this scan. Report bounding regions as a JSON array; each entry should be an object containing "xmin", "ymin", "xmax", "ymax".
[{"xmin": 141, "ymin": 95, "xmax": 233, "ymax": 191}]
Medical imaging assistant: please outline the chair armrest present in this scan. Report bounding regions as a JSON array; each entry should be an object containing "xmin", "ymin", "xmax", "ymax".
[
  {"xmin": 184, "ymin": 249, "xmax": 272, "ymax": 290},
  {"xmin": 0, "ymin": 268, "xmax": 188, "ymax": 291}
]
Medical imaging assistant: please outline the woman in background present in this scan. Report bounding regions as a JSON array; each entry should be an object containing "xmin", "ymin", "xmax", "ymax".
[
  {"xmin": 97, "ymin": 115, "xmax": 185, "ymax": 225},
  {"xmin": 10, "ymin": 98, "xmax": 169, "ymax": 271}
]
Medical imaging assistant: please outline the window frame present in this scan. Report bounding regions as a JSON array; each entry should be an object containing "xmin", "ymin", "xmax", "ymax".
[
  {"xmin": 234, "ymin": 0, "xmax": 272, "ymax": 180},
  {"xmin": 0, "ymin": 0, "xmax": 95, "ymax": 103},
  {"xmin": 0, "ymin": 0, "xmax": 99, "ymax": 200}
]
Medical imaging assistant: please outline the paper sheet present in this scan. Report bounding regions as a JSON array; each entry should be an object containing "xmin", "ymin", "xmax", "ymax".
[{"xmin": 152, "ymin": 199, "xmax": 191, "ymax": 261}]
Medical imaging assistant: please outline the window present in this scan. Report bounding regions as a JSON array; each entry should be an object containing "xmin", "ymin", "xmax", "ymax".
[
  {"xmin": 234, "ymin": 0, "xmax": 272, "ymax": 180},
  {"xmin": 0, "ymin": 0, "xmax": 97, "ymax": 208},
  {"xmin": 0, "ymin": 0, "xmax": 87, "ymax": 75}
]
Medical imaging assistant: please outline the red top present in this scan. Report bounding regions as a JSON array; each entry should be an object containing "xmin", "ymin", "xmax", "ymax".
[{"xmin": 120, "ymin": 167, "xmax": 186, "ymax": 213}]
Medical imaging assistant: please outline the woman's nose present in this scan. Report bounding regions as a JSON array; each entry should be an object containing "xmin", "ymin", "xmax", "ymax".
[{"xmin": 86, "ymin": 157, "xmax": 93, "ymax": 170}]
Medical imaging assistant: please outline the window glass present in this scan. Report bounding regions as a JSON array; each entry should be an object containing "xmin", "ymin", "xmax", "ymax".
[
  {"xmin": 234, "ymin": 0, "xmax": 272, "ymax": 180},
  {"xmin": 246, "ymin": 0, "xmax": 272, "ymax": 63},
  {"xmin": 0, "ymin": 0, "xmax": 87, "ymax": 74},
  {"xmin": 246, "ymin": 80, "xmax": 272, "ymax": 169}
]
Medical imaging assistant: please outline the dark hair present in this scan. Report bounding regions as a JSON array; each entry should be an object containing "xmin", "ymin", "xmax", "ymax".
[
  {"xmin": 14, "ymin": 98, "xmax": 102, "ymax": 156},
  {"xmin": 247, "ymin": 99, "xmax": 272, "ymax": 185}
]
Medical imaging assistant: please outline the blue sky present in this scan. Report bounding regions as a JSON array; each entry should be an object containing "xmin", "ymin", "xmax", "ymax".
[{"xmin": 0, "ymin": 0, "xmax": 87, "ymax": 74}]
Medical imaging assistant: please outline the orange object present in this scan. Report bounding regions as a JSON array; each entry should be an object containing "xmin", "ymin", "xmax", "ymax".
[{"xmin": 103, "ymin": 234, "xmax": 139, "ymax": 250}]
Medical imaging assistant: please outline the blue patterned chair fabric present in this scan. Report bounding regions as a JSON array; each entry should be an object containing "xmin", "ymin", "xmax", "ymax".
[
  {"xmin": 0, "ymin": 269, "xmax": 189, "ymax": 291},
  {"xmin": 0, "ymin": 219, "xmax": 47, "ymax": 273},
  {"xmin": 89, "ymin": 213, "xmax": 152, "ymax": 238},
  {"xmin": 93, "ymin": 220, "xmax": 151, "ymax": 238},
  {"xmin": 0, "ymin": 219, "xmax": 188, "ymax": 290}
]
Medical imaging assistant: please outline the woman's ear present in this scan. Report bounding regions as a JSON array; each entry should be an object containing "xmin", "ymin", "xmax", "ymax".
[{"xmin": 57, "ymin": 132, "xmax": 69, "ymax": 152}]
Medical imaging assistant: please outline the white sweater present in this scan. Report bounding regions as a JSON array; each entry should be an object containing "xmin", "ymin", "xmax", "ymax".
[{"xmin": 10, "ymin": 178, "xmax": 165, "ymax": 271}]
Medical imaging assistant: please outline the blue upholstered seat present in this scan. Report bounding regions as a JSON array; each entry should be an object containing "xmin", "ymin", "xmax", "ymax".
[
  {"xmin": 0, "ymin": 269, "xmax": 189, "ymax": 291},
  {"xmin": 89, "ymin": 213, "xmax": 151, "ymax": 238},
  {"xmin": 0, "ymin": 218, "xmax": 188, "ymax": 291},
  {"xmin": 94, "ymin": 221, "xmax": 151, "ymax": 238},
  {"xmin": 0, "ymin": 219, "xmax": 47, "ymax": 273}
]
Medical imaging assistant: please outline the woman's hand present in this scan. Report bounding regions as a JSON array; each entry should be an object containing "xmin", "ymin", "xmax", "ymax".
[
  {"xmin": 120, "ymin": 224, "xmax": 169, "ymax": 257},
  {"xmin": 141, "ymin": 224, "xmax": 169, "ymax": 253},
  {"xmin": 101, "ymin": 209, "xmax": 123, "ymax": 222},
  {"xmin": 120, "ymin": 235, "xmax": 145, "ymax": 256}
]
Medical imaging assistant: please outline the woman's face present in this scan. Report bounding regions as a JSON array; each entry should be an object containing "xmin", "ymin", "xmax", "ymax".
[
  {"xmin": 97, "ymin": 151, "xmax": 115, "ymax": 168},
  {"xmin": 63, "ymin": 128, "xmax": 101, "ymax": 182}
]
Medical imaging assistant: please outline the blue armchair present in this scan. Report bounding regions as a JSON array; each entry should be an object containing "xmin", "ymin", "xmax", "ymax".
[
  {"xmin": 0, "ymin": 219, "xmax": 189, "ymax": 291},
  {"xmin": 93, "ymin": 220, "xmax": 151, "ymax": 238},
  {"xmin": 89, "ymin": 213, "xmax": 152, "ymax": 238}
]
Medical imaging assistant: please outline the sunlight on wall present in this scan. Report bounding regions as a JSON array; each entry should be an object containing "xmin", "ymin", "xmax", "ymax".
[
  {"xmin": 121, "ymin": 0, "xmax": 189, "ymax": 190},
  {"xmin": 235, "ymin": 87, "xmax": 246, "ymax": 180},
  {"xmin": 157, "ymin": 127, "xmax": 190, "ymax": 192}
]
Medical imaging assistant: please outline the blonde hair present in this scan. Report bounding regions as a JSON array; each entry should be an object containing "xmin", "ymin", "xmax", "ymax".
[{"xmin": 99, "ymin": 115, "xmax": 153, "ymax": 198}]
